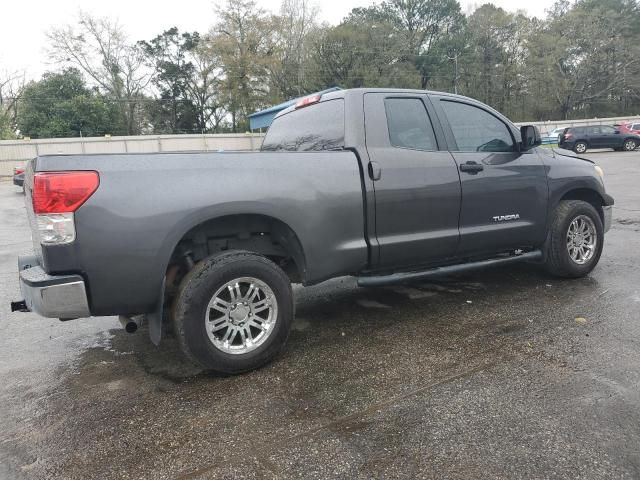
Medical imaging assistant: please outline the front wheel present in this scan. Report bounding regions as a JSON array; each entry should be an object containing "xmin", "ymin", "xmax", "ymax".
[
  {"xmin": 623, "ymin": 139, "xmax": 637, "ymax": 151},
  {"xmin": 173, "ymin": 250, "xmax": 293, "ymax": 374},
  {"xmin": 543, "ymin": 200, "xmax": 604, "ymax": 278},
  {"xmin": 573, "ymin": 141, "xmax": 588, "ymax": 154}
]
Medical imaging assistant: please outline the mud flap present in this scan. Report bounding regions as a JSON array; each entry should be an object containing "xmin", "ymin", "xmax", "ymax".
[{"xmin": 148, "ymin": 278, "xmax": 165, "ymax": 346}]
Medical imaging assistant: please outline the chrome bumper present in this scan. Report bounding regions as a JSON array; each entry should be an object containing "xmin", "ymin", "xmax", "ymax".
[
  {"xmin": 603, "ymin": 205, "xmax": 612, "ymax": 233},
  {"xmin": 18, "ymin": 256, "xmax": 90, "ymax": 319}
]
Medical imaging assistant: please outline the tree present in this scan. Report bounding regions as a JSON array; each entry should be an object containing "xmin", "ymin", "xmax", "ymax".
[
  {"xmin": 0, "ymin": 71, "xmax": 25, "ymax": 139},
  {"xmin": 17, "ymin": 69, "xmax": 118, "ymax": 138},
  {"xmin": 185, "ymin": 35, "xmax": 226, "ymax": 132},
  {"xmin": 47, "ymin": 11, "xmax": 152, "ymax": 134},
  {"xmin": 378, "ymin": 0, "xmax": 465, "ymax": 88},
  {"xmin": 139, "ymin": 28, "xmax": 199, "ymax": 133},
  {"xmin": 309, "ymin": 9, "xmax": 421, "ymax": 90},
  {"xmin": 457, "ymin": 5, "xmax": 531, "ymax": 117},
  {"xmin": 268, "ymin": 0, "xmax": 322, "ymax": 99},
  {"xmin": 526, "ymin": 0, "xmax": 640, "ymax": 120},
  {"xmin": 213, "ymin": 0, "xmax": 277, "ymax": 132}
]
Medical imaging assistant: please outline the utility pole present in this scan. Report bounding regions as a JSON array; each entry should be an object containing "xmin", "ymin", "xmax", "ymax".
[{"xmin": 448, "ymin": 53, "xmax": 459, "ymax": 95}]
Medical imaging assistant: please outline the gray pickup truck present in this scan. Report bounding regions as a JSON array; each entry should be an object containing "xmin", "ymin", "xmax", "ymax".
[{"xmin": 12, "ymin": 88, "xmax": 613, "ymax": 374}]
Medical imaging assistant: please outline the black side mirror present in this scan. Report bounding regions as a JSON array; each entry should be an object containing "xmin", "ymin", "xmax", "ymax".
[{"xmin": 521, "ymin": 125, "xmax": 542, "ymax": 150}]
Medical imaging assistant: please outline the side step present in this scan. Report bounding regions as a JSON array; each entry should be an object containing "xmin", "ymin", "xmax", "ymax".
[{"xmin": 357, "ymin": 250, "xmax": 543, "ymax": 287}]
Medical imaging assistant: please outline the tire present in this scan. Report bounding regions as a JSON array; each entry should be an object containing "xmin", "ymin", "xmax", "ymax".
[
  {"xmin": 543, "ymin": 200, "xmax": 604, "ymax": 278},
  {"xmin": 173, "ymin": 250, "xmax": 293, "ymax": 374},
  {"xmin": 573, "ymin": 141, "xmax": 588, "ymax": 154},
  {"xmin": 623, "ymin": 139, "xmax": 637, "ymax": 151}
]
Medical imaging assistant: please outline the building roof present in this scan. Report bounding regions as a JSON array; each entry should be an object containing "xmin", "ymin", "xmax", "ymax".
[{"xmin": 248, "ymin": 87, "xmax": 342, "ymax": 130}]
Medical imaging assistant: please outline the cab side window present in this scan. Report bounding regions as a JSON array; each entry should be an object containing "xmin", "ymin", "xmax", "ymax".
[
  {"xmin": 384, "ymin": 98, "xmax": 438, "ymax": 151},
  {"xmin": 440, "ymin": 100, "xmax": 515, "ymax": 152}
]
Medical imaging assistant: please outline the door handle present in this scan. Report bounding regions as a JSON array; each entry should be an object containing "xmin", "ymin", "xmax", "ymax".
[
  {"xmin": 368, "ymin": 161, "xmax": 382, "ymax": 181},
  {"xmin": 459, "ymin": 161, "xmax": 484, "ymax": 174}
]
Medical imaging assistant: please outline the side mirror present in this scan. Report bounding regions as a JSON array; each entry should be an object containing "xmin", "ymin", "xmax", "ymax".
[{"xmin": 520, "ymin": 125, "xmax": 542, "ymax": 150}]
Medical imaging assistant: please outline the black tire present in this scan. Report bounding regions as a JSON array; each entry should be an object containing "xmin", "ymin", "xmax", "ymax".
[
  {"xmin": 173, "ymin": 250, "xmax": 293, "ymax": 374},
  {"xmin": 623, "ymin": 138, "xmax": 638, "ymax": 151},
  {"xmin": 573, "ymin": 141, "xmax": 588, "ymax": 154},
  {"xmin": 543, "ymin": 200, "xmax": 604, "ymax": 278}
]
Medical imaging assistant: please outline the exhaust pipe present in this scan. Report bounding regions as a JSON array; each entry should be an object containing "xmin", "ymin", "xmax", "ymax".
[{"xmin": 119, "ymin": 315, "xmax": 143, "ymax": 333}]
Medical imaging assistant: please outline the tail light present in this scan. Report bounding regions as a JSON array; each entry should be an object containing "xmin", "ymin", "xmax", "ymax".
[
  {"xmin": 564, "ymin": 133, "xmax": 573, "ymax": 139},
  {"xmin": 14, "ymin": 168, "xmax": 24, "ymax": 175},
  {"xmin": 295, "ymin": 94, "xmax": 321, "ymax": 109},
  {"xmin": 32, "ymin": 171, "xmax": 99, "ymax": 245}
]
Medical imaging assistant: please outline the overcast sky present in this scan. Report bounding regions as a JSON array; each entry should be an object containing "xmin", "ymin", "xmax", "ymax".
[{"xmin": 0, "ymin": 0, "xmax": 556, "ymax": 80}]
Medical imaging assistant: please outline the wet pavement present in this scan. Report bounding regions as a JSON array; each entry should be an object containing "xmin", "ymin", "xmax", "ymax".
[{"xmin": 1, "ymin": 150, "xmax": 639, "ymax": 479}]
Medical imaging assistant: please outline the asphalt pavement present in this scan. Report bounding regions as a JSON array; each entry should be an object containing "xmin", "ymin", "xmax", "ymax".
[{"xmin": 1, "ymin": 150, "xmax": 639, "ymax": 479}]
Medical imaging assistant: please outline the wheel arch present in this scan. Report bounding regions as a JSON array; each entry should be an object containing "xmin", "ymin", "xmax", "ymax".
[
  {"xmin": 558, "ymin": 188, "xmax": 606, "ymax": 224},
  {"xmin": 164, "ymin": 212, "xmax": 307, "ymax": 285},
  {"xmin": 148, "ymin": 211, "xmax": 307, "ymax": 346}
]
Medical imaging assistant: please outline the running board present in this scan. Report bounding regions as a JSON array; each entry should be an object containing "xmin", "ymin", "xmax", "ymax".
[{"xmin": 357, "ymin": 250, "xmax": 543, "ymax": 287}]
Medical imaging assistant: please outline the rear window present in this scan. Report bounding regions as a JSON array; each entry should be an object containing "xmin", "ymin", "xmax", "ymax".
[{"xmin": 261, "ymin": 99, "xmax": 345, "ymax": 152}]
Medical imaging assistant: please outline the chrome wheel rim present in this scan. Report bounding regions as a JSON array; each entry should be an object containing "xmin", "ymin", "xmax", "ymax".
[
  {"xmin": 575, "ymin": 143, "xmax": 587, "ymax": 153},
  {"xmin": 566, "ymin": 215, "xmax": 597, "ymax": 265},
  {"xmin": 624, "ymin": 140, "xmax": 636, "ymax": 151},
  {"xmin": 205, "ymin": 277, "xmax": 278, "ymax": 355}
]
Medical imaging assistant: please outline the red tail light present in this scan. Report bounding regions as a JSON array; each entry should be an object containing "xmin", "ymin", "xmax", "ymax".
[
  {"xmin": 14, "ymin": 168, "xmax": 24, "ymax": 175},
  {"xmin": 33, "ymin": 171, "xmax": 99, "ymax": 214},
  {"xmin": 564, "ymin": 133, "xmax": 573, "ymax": 139},
  {"xmin": 295, "ymin": 94, "xmax": 321, "ymax": 109}
]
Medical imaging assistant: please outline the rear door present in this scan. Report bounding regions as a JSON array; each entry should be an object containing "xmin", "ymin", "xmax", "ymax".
[
  {"xmin": 587, "ymin": 126, "xmax": 611, "ymax": 148},
  {"xmin": 364, "ymin": 93, "xmax": 461, "ymax": 269},
  {"xmin": 431, "ymin": 96, "xmax": 548, "ymax": 256}
]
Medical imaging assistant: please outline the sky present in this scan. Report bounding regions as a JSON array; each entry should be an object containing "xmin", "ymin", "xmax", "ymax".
[{"xmin": 0, "ymin": 0, "xmax": 556, "ymax": 80}]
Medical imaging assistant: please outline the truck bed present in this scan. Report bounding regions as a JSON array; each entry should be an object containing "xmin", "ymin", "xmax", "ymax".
[{"xmin": 29, "ymin": 151, "xmax": 368, "ymax": 315}]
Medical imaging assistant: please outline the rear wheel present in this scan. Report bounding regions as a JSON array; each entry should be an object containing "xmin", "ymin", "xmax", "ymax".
[
  {"xmin": 543, "ymin": 200, "xmax": 604, "ymax": 278},
  {"xmin": 173, "ymin": 250, "xmax": 293, "ymax": 374},
  {"xmin": 573, "ymin": 141, "xmax": 588, "ymax": 154},
  {"xmin": 623, "ymin": 139, "xmax": 637, "ymax": 151}
]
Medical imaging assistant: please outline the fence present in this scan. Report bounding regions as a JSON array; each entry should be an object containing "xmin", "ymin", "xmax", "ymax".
[
  {"xmin": 2, "ymin": 114, "xmax": 640, "ymax": 176},
  {"xmin": 513, "ymin": 115, "xmax": 640, "ymax": 132},
  {"xmin": 0, "ymin": 133, "xmax": 265, "ymax": 176}
]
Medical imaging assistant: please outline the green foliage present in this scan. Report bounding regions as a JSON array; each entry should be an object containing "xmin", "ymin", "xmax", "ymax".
[
  {"xmin": 139, "ymin": 28, "xmax": 200, "ymax": 133},
  {"xmin": 17, "ymin": 69, "xmax": 118, "ymax": 138},
  {"xmin": 0, "ymin": 113, "xmax": 16, "ymax": 139},
  {"xmin": 12, "ymin": 0, "xmax": 640, "ymax": 136}
]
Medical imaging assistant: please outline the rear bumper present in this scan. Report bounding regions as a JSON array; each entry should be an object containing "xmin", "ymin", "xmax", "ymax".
[
  {"xmin": 13, "ymin": 175, "xmax": 24, "ymax": 187},
  {"xmin": 17, "ymin": 256, "xmax": 90, "ymax": 319},
  {"xmin": 603, "ymin": 205, "xmax": 612, "ymax": 233}
]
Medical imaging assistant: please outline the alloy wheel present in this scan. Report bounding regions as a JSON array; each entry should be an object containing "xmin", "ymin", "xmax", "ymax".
[{"xmin": 205, "ymin": 277, "xmax": 278, "ymax": 354}]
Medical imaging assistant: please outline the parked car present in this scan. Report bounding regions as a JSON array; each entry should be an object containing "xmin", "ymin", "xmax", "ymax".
[
  {"xmin": 11, "ymin": 88, "xmax": 614, "ymax": 374},
  {"xmin": 542, "ymin": 127, "xmax": 566, "ymax": 144},
  {"xmin": 13, "ymin": 167, "xmax": 25, "ymax": 189},
  {"xmin": 619, "ymin": 122, "xmax": 640, "ymax": 135},
  {"xmin": 558, "ymin": 125, "xmax": 640, "ymax": 153}
]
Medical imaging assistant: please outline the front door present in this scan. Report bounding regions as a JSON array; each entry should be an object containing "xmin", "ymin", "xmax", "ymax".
[
  {"xmin": 431, "ymin": 96, "xmax": 548, "ymax": 256},
  {"xmin": 364, "ymin": 93, "xmax": 461, "ymax": 269},
  {"xmin": 593, "ymin": 125, "xmax": 622, "ymax": 149}
]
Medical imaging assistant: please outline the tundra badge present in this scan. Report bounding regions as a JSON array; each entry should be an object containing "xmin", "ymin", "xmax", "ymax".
[{"xmin": 493, "ymin": 214, "xmax": 520, "ymax": 222}]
